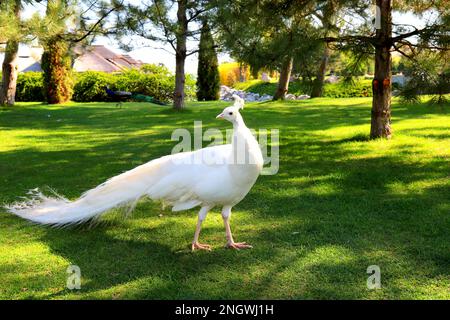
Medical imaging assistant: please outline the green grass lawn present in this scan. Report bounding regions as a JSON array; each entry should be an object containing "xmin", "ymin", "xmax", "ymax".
[
  {"xmin": 233, "ymin": 78, "xmax": 373, "ymax": 98},
  {"xmin": 0, "ymin": 98, "xmax": 449, "ymax": 300}
]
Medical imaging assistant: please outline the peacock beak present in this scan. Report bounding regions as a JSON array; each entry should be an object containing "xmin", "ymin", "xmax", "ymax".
[{"xmin": 216, "ymin": 113, "xmax": 224, "ymax": 119}]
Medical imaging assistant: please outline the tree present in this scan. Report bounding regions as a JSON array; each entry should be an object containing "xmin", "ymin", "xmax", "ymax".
[
  {"xmin": 325, "ymin": 0, "xmax": 449, "ymax": 139},
  {"xmin": 0, "ymin": 0, "xmax": 22, "ymax": 106},
  {"xmin": 36, "ymin": 0, "xmax": 71, "ymax": 103},
  {"xmin": 367, "ymin": 0, "xmax": 393, "ymax": 139},
  {"xmin": 274, "ymin": 56, "xmax": 293, "ymax": 100},
  {"xmin": 400, "ymin": 49, "xmax": 450, "ymax": 104},
  {"xmin": 41, "ymin": 37, "xmax": 74, "ymax": 104},
  {"xmin": 115, "ymin": 0, "xmax": 209, "ymax": 110},
  {"xmin": 196, "ymin": 20, "xmax": 220, "ymax": 101},
  {"xmin": 37, "ymin": 0, "xmax": 117, "ymax": 104},
  {"xmin": 214, "ymin": 0, "xmax": 318, "ymax": 100},
  {"xmin": 310, "ymin": 0, "xmax": 343, "ymax": 98}
]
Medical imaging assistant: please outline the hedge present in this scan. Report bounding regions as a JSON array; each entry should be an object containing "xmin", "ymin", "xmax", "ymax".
[
  {"xmin": 72, "ymin": 71, "xmax": 115, "ymax": 102},
  {"xmin": 16, "ymin": 72, "xmax": 45, "ymax": 102},
  {"xmin": 13, "ymin": 65, "xmax": 197, "ymax": 103}
]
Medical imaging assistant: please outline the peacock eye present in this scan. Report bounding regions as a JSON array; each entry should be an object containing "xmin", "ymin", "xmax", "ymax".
[{"xmin": 229, "ymin": 112, "xmax": 233, "ymax": 115}]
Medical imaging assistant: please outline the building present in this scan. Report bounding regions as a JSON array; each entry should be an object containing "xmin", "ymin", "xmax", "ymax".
[
  {"xmin": 72, "ymin": 45, "xmax": 144, "ymax": 72},
  {"xmin": 0, "ymin": 44, "xmax": 144, "ymax": 73}
]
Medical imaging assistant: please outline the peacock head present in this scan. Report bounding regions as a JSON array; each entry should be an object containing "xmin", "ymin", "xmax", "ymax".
[{"xmin": 216, "ymin": 95, "xmax": 245, "ymax": 123}]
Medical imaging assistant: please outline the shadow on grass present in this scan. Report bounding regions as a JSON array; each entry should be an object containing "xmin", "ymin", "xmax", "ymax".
[{"xmin": 1, "ymin": 100, "xmax": 449, "ymax": 299}]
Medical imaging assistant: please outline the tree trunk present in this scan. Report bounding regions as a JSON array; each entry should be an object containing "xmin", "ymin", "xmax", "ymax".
[
  {"xmin": 0, "ymin": 41, "xmax": 19, "ymax": 106},
  {"xmin": 370, "ymin": 0, "xmax": 392, "ymax": 139},
  {"xmin": 251, "ymin": 66, "xmax": 259, "ymax": 80},
  {"xmin": 273, "ymin": 56, "xmax": 293, "ymax": 100},
  {"xmin": 239, "ymin": 63, "xmax": 247, "ymax": 82},
  {"xmin": 0, "ymin": 1, "xmax": 21, "ymax": 106},
  {"xmin": 311, "ymin": 45, "xmax": 330, "ymax": 98},
  {"xmin": 41, "ymin": 39, "xmax": 73, "ymax": 104},
  {"xmin": 173, "ymin": 0, "xmax": 188, "ymax": 110}
]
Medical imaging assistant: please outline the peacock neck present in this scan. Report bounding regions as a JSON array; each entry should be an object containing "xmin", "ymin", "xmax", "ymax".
[
  {"xmin": 230, "ymin": 117, "xmax": 263, "ymax": 169},
  {"xmin": 232, "ymin": 115, "xmax": 245, "ymax": 130}
]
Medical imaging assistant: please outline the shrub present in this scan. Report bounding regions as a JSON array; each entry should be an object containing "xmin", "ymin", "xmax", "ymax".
[
  {"xmin": 219, "ymin": 62, "xmax": 241, "ymax": 86},
  {"xmin": 323, "ymin": 80, "xmax": 372, "ymax": 98},
  {"xmin": 115, "ymin": 69, "xmax": 174, "ymax": 103},
  {"xmin": 13, "ymin": 64, "xmax": 197, "ymax": 103},
  {"xmin": 15, "ymin": 72, "xmax": 45, "ymax": 102},
  {"xmin": 184, "ymin": 74, "xmax": 197, "ymax": 101},
  {"xmin": 115, "ymin": 68, "xmax": 197, "ymax": 103},
  {"xmin": 140, "ymin": 63, "xmax": 172, "ymax": 76},
  {"xmin": 72, "ymin": 71, "xmax": 115, "ymax": 102}
]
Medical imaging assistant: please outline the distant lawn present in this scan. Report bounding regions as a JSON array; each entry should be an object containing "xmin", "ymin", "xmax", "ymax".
[
  {"xmin": 0, "ymin": 98, "xmax": 449, "ymax": 299},
  {"xmin": 233, "ymin": 79, "xmax": 373, "ymax": 98}
]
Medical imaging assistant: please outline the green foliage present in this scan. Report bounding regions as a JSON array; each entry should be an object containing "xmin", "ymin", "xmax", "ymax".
[
  {"xmin": 323, "ymin": 80, "xmax": 372, "ymax": 98},
  {"xmin": 115, "ymin": 69, "xmax": 175, "ymax": 103},
  {"xmin": 41, "ymin": 39, "xmax": 74, "ymax": 104},
  {"xmin": 34, "ymin": 0, "xmax": 118, "ymax": 105},
  {"xmin": 15, "ymin": 72, "xmax": 45, "ymax": 102},
  {"xmin": 140, "ymin": 63, "xmax": 172, "ymax": 76},
  {"xmin": 292, "ymin": 40, "xmax": 326, "ymax": 81},
  {"xmin": 400, "ymin": 51, "xmax": 450, "ymax": 105},
  {"xmin": 10, "ymin": 65, "xmax": 197, "ymax": 103},
  {"xmin": 72, "ymin": 71, "xmax": 116, "ymax": 102},
  {"xmin": 114, "ymin": 0, "xmax": 206, "ymax": 109},
  {"xmin": 184, "ymin": 74, "xmax": 197, "ymax": 101},
  {"xmin": 196, "ymin": 21, "xmax": 220, "ymax": 101},
  {"xmin": 234, "ymin": 79, "xmax": 372, "ymax": 98},
  {"xmin": 339, "ymin": 52, "xmax": 373, "ymax": 83},
  {"xmin": 214, "ymin": 0, "xmax": 320, "ymax": 74},
  {"xmin": 0, "ymin": 0, "xmax": 21, "ymax": 43},
  {"xmin": 71, "ymin": 66, "xmax": 196, "ymax": 103}
]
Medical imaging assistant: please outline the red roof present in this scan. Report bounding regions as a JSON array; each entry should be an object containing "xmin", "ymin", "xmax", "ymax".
[{"xmin": 73, "ymin": 45, "xmax": 143, "ymax": 72}]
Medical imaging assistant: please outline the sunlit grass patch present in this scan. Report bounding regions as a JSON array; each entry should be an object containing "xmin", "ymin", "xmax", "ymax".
[{"xmin": 0, "ymin": 98, "xmax": 449, "ymax": 299}]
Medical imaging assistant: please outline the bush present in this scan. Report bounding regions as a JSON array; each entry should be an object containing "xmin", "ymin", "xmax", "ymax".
[
  {"xmin": 72, "ymin": 71, "xmax": 116, "ymax": 102},
  {"xmin": 184, "ymin": 74, "xmax": 197, "ymax": 101},
  {"xmin": 115, "ymin": 68, "xmax": 197, "ymax": 103},
  {"xmin": 15, "ymin": 72, "xmax": 45, "ymax": 102},
  {"xmin": 219, "ymin": 62, "xmax": 250, "ymax": 86},
  {"xmin": 115, "ymin": 69, "xmax": 174, "ymax": 103},
  {"xmin": 12, "ymin": 64, "xmax": 197, "ymax": 103},
  {"xmin": 323, "ymin": 80, "xmax": 372, "ymax": 98}
]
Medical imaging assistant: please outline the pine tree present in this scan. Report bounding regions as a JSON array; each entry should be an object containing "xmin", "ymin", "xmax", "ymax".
[
  {"xmin": 213, "ymin": 0, "xmax": 319, "ymax": 100},
  {"xmin": 115, "ymin": 0, "xmax": 210, "ymax": 110},
  {"xmin": 325, "ymin": 0, "xmax": 449, "ymax": 139},
  {"xmin": 39, "ymin": 0, "xmax": 76, "ymax": 104},
  {"xmin": 41, "ymin": 37, "xmax": 73, "ymax": 104},
  {"xmin": 196, "ymin": 20, "xmax": 220, "ymax": 101},
  {"xmin": 311, "ymin": 0, "xmax": 342, "ymax": 98},
  {"xmin": 38, "ymin": 0, "xmax": 117, "ymax": 104},
  {"xmin": 399, "ymin": 50, "xmax": 450, "ymax": 105}
]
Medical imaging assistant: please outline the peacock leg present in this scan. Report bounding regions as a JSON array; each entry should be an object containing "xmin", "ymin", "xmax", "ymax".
[
  {"xmin": 192, "ymin": 206, "xmax": 212, "ymax": 251},
  {"xmin": 222, "ymin": 206, "xmax": 253, "ymax": 250}
]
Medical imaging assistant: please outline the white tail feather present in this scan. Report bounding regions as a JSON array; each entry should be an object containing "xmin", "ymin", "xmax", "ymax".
[{"xmin": 5, "ymin": 159, "xmax": 164, "ymax": 226}]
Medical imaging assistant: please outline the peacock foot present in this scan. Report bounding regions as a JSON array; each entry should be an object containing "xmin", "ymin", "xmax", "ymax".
[
  {"xmin": 226, "ymin": 242, "xmax": 253, "ymax": 250},
  {"xmin": 191, "ymin": 242, "xmax": 212, "ymax": 251}
]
